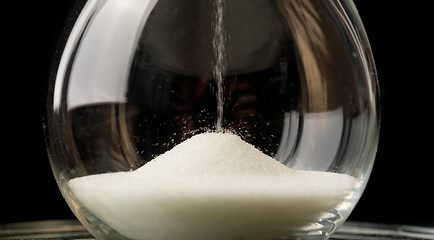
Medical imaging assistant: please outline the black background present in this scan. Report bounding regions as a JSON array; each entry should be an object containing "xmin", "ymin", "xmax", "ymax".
[{"xmin": 1, "ymin": 0, "xmax": 433, "ymax": 226}]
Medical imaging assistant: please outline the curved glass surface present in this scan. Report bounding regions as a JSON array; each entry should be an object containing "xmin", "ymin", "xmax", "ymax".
[{"xmin": 46, "ymin": 0, "xmax": 379, "ymax": 239}]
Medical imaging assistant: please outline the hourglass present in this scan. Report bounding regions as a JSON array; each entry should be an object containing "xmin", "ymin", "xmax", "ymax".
[{"xmin": 46, "ymin": 0, "xmax": 380, "ymax": 239}]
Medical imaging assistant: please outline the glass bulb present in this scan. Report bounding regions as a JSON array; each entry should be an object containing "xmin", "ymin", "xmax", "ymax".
[{"xmin": 46, "ymin": 0, "xmax": 379, "ymax": 239}]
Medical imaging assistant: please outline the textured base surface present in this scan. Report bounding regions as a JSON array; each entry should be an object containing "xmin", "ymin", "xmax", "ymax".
[{"xmin": 1, "ymin": 220, "xmax": 433, "ymax": 240}]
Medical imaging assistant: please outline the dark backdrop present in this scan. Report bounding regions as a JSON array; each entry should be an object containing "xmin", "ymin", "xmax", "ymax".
[{"xmin": 2, "ymin": 1, "xmax": 432, "ymax": 226}]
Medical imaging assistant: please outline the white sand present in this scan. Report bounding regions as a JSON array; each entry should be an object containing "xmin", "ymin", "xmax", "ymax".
[{"xmin": 69, "ymin": 132, "xmax": 357, "ymax": 240}]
